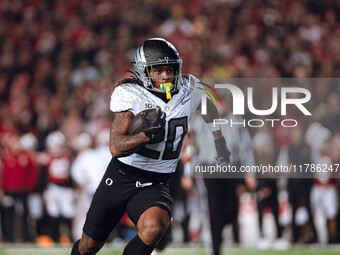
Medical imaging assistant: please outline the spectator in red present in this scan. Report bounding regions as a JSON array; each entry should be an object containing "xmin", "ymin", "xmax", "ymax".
[{"xmin": 0, "ymin": 132, "xmax": 38, "ymax": 242}]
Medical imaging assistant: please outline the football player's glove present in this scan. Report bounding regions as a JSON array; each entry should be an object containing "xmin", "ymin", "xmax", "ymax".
[
  {"xmin": 141, "ymin": 106, "xmax": 166, "ymax": 140},
  {"xmin": 214, "ymin": 136, "xmax": 231, "ymax": 166}
]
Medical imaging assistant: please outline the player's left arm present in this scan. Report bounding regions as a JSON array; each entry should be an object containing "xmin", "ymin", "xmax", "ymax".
[{"xmin": 201, "ymin": 98, "xmax": 231, "ymax": 164}]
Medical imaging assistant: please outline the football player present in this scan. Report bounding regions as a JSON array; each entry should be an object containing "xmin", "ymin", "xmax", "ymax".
[
  {"xmin": 71, "ymin": 38, "xmax": 230, "ymax": 255},
  {"xmin": 44, "ymin": 131, "xmax": 75, "ymax": 243}
]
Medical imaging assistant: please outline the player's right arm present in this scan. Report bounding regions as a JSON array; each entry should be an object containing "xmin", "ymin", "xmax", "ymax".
[
  {"xmin": 200, "ymin": 96, "xmax": 231, "ymax": 165},
  {"xmin": 109, "ymin": 84, "xmax": 166, "ymax": 158},
  {"xmin": 109, "ymin": 111, "xmax": 151, "ymax": 158}
]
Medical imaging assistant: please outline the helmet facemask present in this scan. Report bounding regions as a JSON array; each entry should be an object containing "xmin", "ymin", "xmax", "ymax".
[{"xmin": 147, "ymin": 62, "xmax": 181, "ymax": 95}]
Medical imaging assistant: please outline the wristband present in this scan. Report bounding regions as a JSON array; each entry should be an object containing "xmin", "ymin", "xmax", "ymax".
[{"xmin": 207, "ymin": 122, "xmax": 221, "ymax": 133}]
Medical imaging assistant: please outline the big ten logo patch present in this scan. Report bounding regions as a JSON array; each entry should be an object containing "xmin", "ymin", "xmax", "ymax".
[{"xmin": 145, "ymin": 103, "xmax": 154, "ymax": 109}]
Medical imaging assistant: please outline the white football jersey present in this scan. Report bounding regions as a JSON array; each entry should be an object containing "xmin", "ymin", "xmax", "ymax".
[{"xmin": 110, "ymin": 75, "xmax": 203, "ymax": 174}]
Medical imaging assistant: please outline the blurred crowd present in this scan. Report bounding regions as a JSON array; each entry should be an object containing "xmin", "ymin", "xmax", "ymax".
[{"xmin": 0, "ymin": 0, "xmax": 340, "ymax": 249}]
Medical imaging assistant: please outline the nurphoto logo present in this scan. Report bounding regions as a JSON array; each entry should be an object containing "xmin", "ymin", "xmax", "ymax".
[{"xmin": 200, "ymin": 84, "xmax": 312, "ymax": 128}]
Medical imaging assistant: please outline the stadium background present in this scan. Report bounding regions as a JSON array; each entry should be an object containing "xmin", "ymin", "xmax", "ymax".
[{"xmin": 0, "ymin": 0, "xmax": 340, "ymax": 254}]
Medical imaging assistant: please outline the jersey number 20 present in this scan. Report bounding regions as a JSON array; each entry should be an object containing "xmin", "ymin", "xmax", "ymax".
[{"xmin": 136, "ymin": 117, "xmax": 188, "ymax": 160}]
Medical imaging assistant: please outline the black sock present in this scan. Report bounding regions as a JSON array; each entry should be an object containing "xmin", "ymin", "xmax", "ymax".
[
  {"xmin": 122, "ymin": 235, "xmax": 154, "ymax": 255},
  {"xmin": 71, "ymin": 240, "xmax": 81, "ymax": 255}
]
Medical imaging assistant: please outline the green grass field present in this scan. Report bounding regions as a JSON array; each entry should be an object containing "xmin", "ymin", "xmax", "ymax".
[{"xmin": 0, "ymin": 246, "xmax": 339, "ymax": 255}]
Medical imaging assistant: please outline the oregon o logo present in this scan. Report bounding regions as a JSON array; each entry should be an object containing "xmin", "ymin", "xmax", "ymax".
[{"xmin": 105, "ymin": 178, "xmax": 113, "ymax": 186}]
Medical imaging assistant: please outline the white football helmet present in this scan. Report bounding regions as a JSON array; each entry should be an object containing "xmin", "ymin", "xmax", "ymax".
[{"xmin": 46, "ymin": 131, "xmax": 66, "ymax": 154}]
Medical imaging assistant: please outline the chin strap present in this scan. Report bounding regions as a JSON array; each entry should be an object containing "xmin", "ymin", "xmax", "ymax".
[{"xmin": 161, "ymin": 83, "xmax": 173, "ymax": 99}]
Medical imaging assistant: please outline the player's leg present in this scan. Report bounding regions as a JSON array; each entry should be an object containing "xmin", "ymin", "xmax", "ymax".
[
  {"xmin": 204, "ymin": 179, "xmax": 221, "ymax": 255},
  {"xmin": 257, "ymin": 199, "xmax": 265, "ymax": 237},
  {"xmin": 153, "ymin": 225, "xmax": 171, "ymax": 253},
  {"xmin": 325, "ymin": 186, "xmax": 338, "ymax": 243},
  {"xmin": 59, "ymin": 187, "xmax": 76, "ymax": 242},
  {"xmin": 71, "ymin": 232, "xmax": 105, "ymax": 255},
  {"xmin": 123, "ymin": 206, "xmax": 170, "ymax": 255},
  {"xmin": 71, "ymin": 162, "xmax": 129, "ymax": 255},
  {"xmin": 72, "ymin": 203, "xmax": 125, "ymax": 255},
  {"xmin": 138, "ymin": 206, "xmax": 170, "ymax": 246},
  {"xmin": 123, "ymin": 183, "xmax": 172, "ymax": 255},
  {"xmin": 44, "ymin": 184, "xmax": 61, "ymax": 242}
]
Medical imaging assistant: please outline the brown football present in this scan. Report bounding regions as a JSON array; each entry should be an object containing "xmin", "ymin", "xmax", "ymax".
[{"xmin": 128, "ymin": 108, "xmax": 158, "ymax": 135}]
